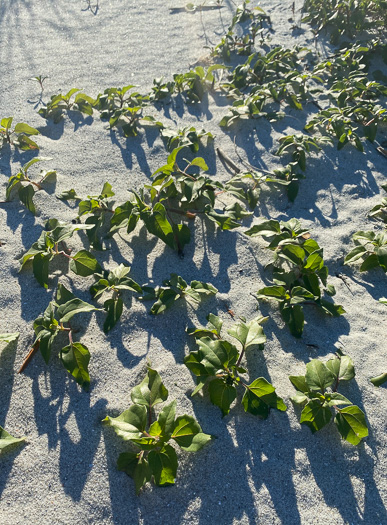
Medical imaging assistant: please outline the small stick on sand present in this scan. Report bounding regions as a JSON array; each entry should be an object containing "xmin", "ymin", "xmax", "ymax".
[{"xmin": 18, "ymin": 341, "xmax": 40, "ymax": 374}]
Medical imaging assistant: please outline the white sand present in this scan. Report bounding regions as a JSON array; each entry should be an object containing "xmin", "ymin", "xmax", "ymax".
[{"xmin": 0, "ymin": 1, "xmax": 386, "ymax": 523}]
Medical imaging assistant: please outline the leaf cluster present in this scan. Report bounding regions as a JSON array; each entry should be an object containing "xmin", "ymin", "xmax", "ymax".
[
  {"xmin": 0, "ymin": 117, "xmax": 40, "ymax": 150},
  {"xmin": 103, "ymin": 367, "xmax": 212, "ymax": 494},
  {"xmin": 38, "ymin": 88, "xmax": 95, "ymax": 123},
  {"xmin": 246, "ymin": 218, "xmax": 345, "ymax": 337},
  {"xmin": 344, "ymin": 229, "xmax": 387, "ymax": 272},
  {"xmin": 290, "ymin": 354, "xmax": 368, "ymax": 445},
  {"xmin": 185, "ymin": 314, "xmax": 287, "ymax": 417}
]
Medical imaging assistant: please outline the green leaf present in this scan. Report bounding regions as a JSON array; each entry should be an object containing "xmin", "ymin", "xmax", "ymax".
[
  {"xmin": 70, "ymin": 250, "xmax": 102, "ymax": 277},
  {"xmin": 61, "ymin": 342, "xmax": 90, "ymax": 389},
  {"xmin": 305, "ymin": 359, "xmax": 335, "ymax": 392},
  {"xmin": 148, "ymin": 444, "xmax": 178, "ymax": 486},
  {"xmin": 117, "ymin": 452, "xmax": 151, "ymax": 495},
  {"xmin": 335, "ymin": 406, "xmax": 368, "ymax": 445},
  {"xmin": 242, "ymin": 378, "xmax": 287, "ymax": 418},
  {"xmin": 56, "ymin": 188, "xmax": 80, "ymax": 201},
  {"xmin": 149, "ymin": 400, "xmax": 176, "ymax": 441},
  {"xmin": 171, "ymin": 415, "xmax": 212, "ymax": 451},
  {"xmin": 55, "ymin": 283, "xmax": 76, "ymax": 306},
  {"xmin": 57, "ymin": 297, "xmax": 98, "ymax": 323},
  {"xmin": 103, "ymin": 404, "xmax": 147, "ymax": 441},
  {"xmin": 281, "ymin": 304, "xmax": 305, "ymax": 338},
  {"xmin": 209, "ymin": 378, "xmax": 237, "ymax": 417},
  {"xmin": 131, "ymin": 367, "xmax": 168, "ymax": 409},
  {"xmin": 227, "ymin": 317, "xmax": 267, "ymax": 351},
  {"xmin": 0, "ymin": 332, "xmax": 20, "ymax": 343},
  {"xmin": 326, "ymin": 355, "xmax": 355, "ymax": 382},
  {"xmin": 300, "ymin": 400, "xmax": 332, "ymax": 433},
  {"xmin": 103, "ymin": 298, "xmax": 123, "ymax": 333},
  {"xmin": 325, "ymin": 392, "xmax": 352, "ymax": 407},
  {"xmin": 14, "ymin": 123, "xmax": 40, "ymax": 135},
  {"xmin": 245, "ymin": 220, "xmax": 281, "ymax": 237},
  {"xmin": 370, "ymin": 373, "xmax": 387, "ymax": 387},
  {"xmin": 360, "ymin": 253, "xmax": 379, "ymax": 272},
  {"xmin": 18, "ymin": 184, "xmax": 36, "ymax": 214},
  {"xmin": 289, "ymin": 375, "xmax": 309, "ymax": 393},
  {"xmin": 32, "ymin": 252, "xmax": 51, "ymax": 289},
  {"xmin": 0, "ymin": 426, "xmax": 25, "ymax": 452},
  {"xmin": 189, "ymin": 157, "xmax": 208, "ymax": 171},
  {"xmin": 257, "ymin": 285, "xmax": 287, "ymax": 300}
]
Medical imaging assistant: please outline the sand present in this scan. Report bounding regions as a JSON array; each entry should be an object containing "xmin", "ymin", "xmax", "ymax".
[{"xmin": 0, "ymin": 1, "xmax": 386, "ymax": 524}]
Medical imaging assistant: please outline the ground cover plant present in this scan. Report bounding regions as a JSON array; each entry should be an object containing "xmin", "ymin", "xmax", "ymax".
[
  {"xmin": 185, "ymin": 314, "xmax": 287, "ymax": 417},
  {"xmin": 103, "ymin": 367, "xmax": 212, "ymax": 494},
  {"xmin": 0, "ymin": 117, "xmax": 40, "ymax": 151},
  {"xmin": 290, "ymin": 353, "xmax": 369, "ymax": 445},
  {"xmin": 245, "ymin": 218, "xmax": 345, "ymax": 337}
]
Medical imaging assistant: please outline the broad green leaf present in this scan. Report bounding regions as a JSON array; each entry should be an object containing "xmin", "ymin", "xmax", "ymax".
[
  {"xmin": 360, "ymin": 254, "xmax": 379, "ymax": 272},
  {"xmin": 325, "ymin": 392, "xmax": 352, "ymax": 407},
  {"xmin": 18, "ymin": 184, "xmax": 36, "ymax": 214},
  {"xmin": 32, "ymin": 252, "xmax": 51, "ymax": 289},
  {"xmin": 14, "ymin": 123, "xmax": 40, "ymax": 135},
  {"xmin": 148, "ymin": 444, "xmax": 178, "ymax": 486},
  {"xmin": 257, "ymin": 285, "xmax": 287, "ymax": 300},
  {"xmin": 207, "ymin": 313, "xmax": 223, "ymax": 336},
  {"xmin": 103, "ymin": 404, "xmax": 147, "ymax": 441},
  {"xmin": 245, "ymin": 220, "xmax": 281, "ymax": 237},
  {"xmin": 281, "ymin": 304, "xmax": 304, "ymax": 338},
  {"xmin": 370, "ymin": 373, "xmax": 387, "ymax": 387},
  {"xmin": 70, "ymin": 250, "xmax": 102, "ymax": 277},
  {"xmin": 171, "ymin": 414, "xmax": 212, "ymax": 451},
  {"xmin": 196, "ymin": 337, "xmax": 239, "ymax": 372},
  {"xmin": 335, "ymin": 406, "xmax": 368, "ymax": 445},
  {"xmin": 131, "ymin": 367, "xmax": 168, "ymax": 409},
  {"xmin": 0, "ymin": 332, "xmax": 19, "ymax": 343},
  {"xmin": 305, "ymin": 359, "xmax": 335, "ymax": 392},
  {"xmin": 289, "ymin": 375, "xmax": 309, "ymax": 393},
  {"xmin": 61, "ymin": 342, "xmax": 90, "ymax": 389},
  {"xmin": 149, "ymin": 288, "xmax": 179, "ymax": 315},
  {"xmin": 209, "ymin": 378, "xmax": 237, "ymax": 417},
  {"xmin": 103, "ymin": 298, "xmax": 123, "ymax": 333},
  {"xmin": 55, "ymin": 283, "xmax": 76, "ymax": 306},
  {"xmin": 149, "ymin": 400, "xmax": 176, "ymax": 441},
  {"xmin": 300, "ymin": 400, "xmax": 332, "ymax": 433},
  {"xmin": 280, "ymin": 244, "xmax": 305, "ymax": 266},
  {"xmin": 117, "ymin": 452, "xmax": 151, "ymax": 495},
  {"xmin": 242, "ymin": 378, "xmax": 287, "ymax": 418},
  {"xmin": 189, "ymin": 157, "xmax": 208, "ymax": 171},
  {"xmin": 227, "ymin": 317, "xmax": 266, "ymax": 351},
  {"xmin": 326, "ymin": 355, "xmax": 355, "ymax": 382},
  {"xmin": 0, "ymin": 426, "xmax": 25, "ymax": 452},
  {"xmin": 57, "ymin": 297, "xmax": 98, "ymax": 323},
  {"xmin": 290, "ymin": 392, "xmax": 308, "ymax": 404}
]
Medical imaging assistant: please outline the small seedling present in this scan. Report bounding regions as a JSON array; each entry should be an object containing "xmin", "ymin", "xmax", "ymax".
[
  {"xmin": 90, "ymin": 264, "xmax": 142, "ymax": 333},
  {"xmin": 20, "ymin": 218, "xmax": 101, "ymax": 288},
  {"xmin": 0, "ymin": 117, "xmax": 40, "ymax": 150},
  {"xmin": 39, "ymin": 89, "xmax": 95, "ymax": 123},
  {"xmin": 6, "ymin": 158, "xmax": 56, "ymax": 215},
  {"xmin": 140, "ymin": 273, "xmax": 217, "ymax": 315},
  {"xmin": 30, "ymin": 75, "xmax": 48, "ymax": 92},
  {"xmin": 344, "ymin": 229, "xmax": 387, "ymax": 272},
  {"xmin": 246, "ymin": 218, "xmax": 345, "ymax": 337},
  {"xmin": 103, "ymin": 367, "xmax": 212, "ymax": 494},
  {"xmin": 19, "ymin": 284, "xmax": 99, "ymax": 388},
  {"xmin": 290, "ymin": 353, "xmax": 368, "ymax": 445},
  {"xmin": 185, "ymin": 314, "xmax": 286, "ymax": 417},
  {"xmin": 173, "ymin": 65, "xmax": 226, "ymax": 103}
]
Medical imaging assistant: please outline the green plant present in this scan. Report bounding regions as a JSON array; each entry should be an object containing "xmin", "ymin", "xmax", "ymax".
[
  {"xmin": 173, "ymin": 65, "xmax": 226, "ymax": 103},
  {"xmin": 58, "ymin": 182, "xmax": 116, "ymax": 249},
  {"xmin": 276, "ymin": 133, "xmax": 328, "ymax": 171},
  {"xmin": 39, "ymin": 89, "xmax": 95, "ymax": 123},
  {"xmin": 0, "ymin": 117, "xmax": 39, "ymax": 150},
  {"xmin": 109, "ymin": 149, "xmax": 253, "ymax": 255},
  {"xmin": 20, "ymin": 219, "xmax": 101, "ymax": 288},
  {"xmin": 90, "ymin": 264, "xmax": 142, "ymax": 333},
  {"xmin": 149, "ymin": 77, "xmax": 175, "ymax": 102},
  {"xmin": 30, "ymin": 75, "xmax": 48, "ymax": 92},
  {"xmin": 370, "ymin": 373, "xmax": 387, "ymax": 386},
  {"xmin": 6, "ymin": 158, "xmax": 56, "ymax": 214},
  {"xmin": 140, "ymin": 273, "xmax": 217, "ymax": 315},
  {"xmin": 0, "ymin": 427, "xmax": 25, "ymax": 453},
  {"xmin": 302, "ymin": 0, "xmax": 387, "ymax": 44},
  {"xmin": 344, "ymin": 229, "xmax": 387, "ymax": 272},
  {"xmin": 368, "ymin": 184, "xmax": 387, "ymax": 224},
  {"xmin": 103, "ymin": 367, "xmax": 212, "ymax": 494},
  {"xmin": 185, "ymin": 314, "xmax": 287, "ymax": 417},
  {"xmin": 246, "ymin": 218, "xmax": 345, "ymax": 337},
  {"xmin": 160, "ymin": 126, "xmax": 214, "ymax": 153},
  {"xmin": 19, "ymin": 284, "xmax": 99, "ymax": 389},
  {"xmin": 290, "ymin": 353, "xmax": 368, "ymax": 445}
]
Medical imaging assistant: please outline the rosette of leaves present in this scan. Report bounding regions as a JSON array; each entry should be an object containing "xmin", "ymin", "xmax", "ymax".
[
  {"xmin": 20, "ymin": 218, "xmax": 101, "ymax": 288},
  {"xmin": 344, "ymin": 229, "xmax": 387, "ymax": 272},
  {"xmin": 185, "ymin": 314, "xmax": 287, "ymax": 417},
  {"xmin": 290, "ymin": 353, "xmax": 368, "ymax": 445},
  {"xmin": 58, "ymin": 182, "xmax": 115, "ymax": 249},
  {"xmin": 159, "ymin": 125, "xmax": 214, "ymax": 153},
  {"xmin": 0, "ymin": 426, "xmax": 25, "ymax": 454},
  {"xmin": 39, "ymin": 89, "xmax": 95, "ymax": 123},
  {"xmin": 90, "ymin": 264, "xmax": 142, "ymax": 333},
  {"xmin": 140, "ymin": 273, "xmax": 217, "ymax": 315},
  {"xmin": 245, "ymin": 218, "xmax": 345, "ymax": 337},
  {"xmin": 368, "ymin": 184, "xmax": 387, "ymax": 224},
  {"xmin": 20, "ymin": 284, "xmax": 99, "ymax": 388},
  {"xmin": 109, "ymin": 148, "xmax": 252, "ymax": 255},
  {"xmin": 103, "ymin": 367, "xmax": 212, "ymax": 494},
  {"xmin": 6, "ymin": 157, "xmax": 56, "ymax": 215},
  {"xmin": 173, "ymin": 65, "xmax": 226, "ymax": 103},
  {"xmin": 0, "ymin": 117, "xmax": 39, "ymax": 150}
]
